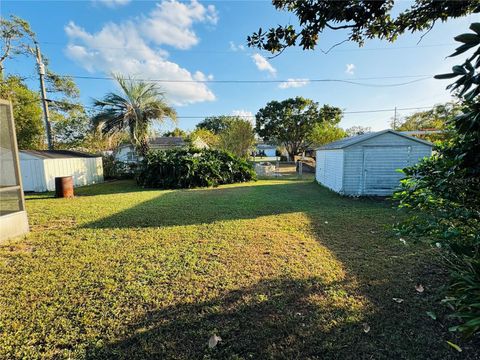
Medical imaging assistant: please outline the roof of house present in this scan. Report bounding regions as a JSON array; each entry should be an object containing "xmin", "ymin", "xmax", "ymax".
[
  {"xmin": 150, "ymin": 136, "xmax": 186, "ymax": 146},
  {"xmin": 256, "ymin": 143, "xmax": 276, "ymax": 149},
  {"xmin": 316, "ymin": 129, "xmax": 433, "ymax": 150},
  {"xmin": 20, "ymin": 150, "xmax": 100, "ymax": 159},
  {"xmin": 119, "ymin": 137, "xmax": 186, "ymax": 149}
]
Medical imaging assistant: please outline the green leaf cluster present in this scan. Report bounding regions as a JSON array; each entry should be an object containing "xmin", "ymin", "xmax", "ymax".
[
  {"xmin": 394, "ymin": 23, "xmax": 480, "ymax": 337},
  {"xmin": 137, "ymin": 148, "xmax": 256, "ymax": 189},
  {"xmin": 0, "ymin": 75, "xmax": 44, "ymax": 149},
  {"xmin": 255, "ymin": 98, "xmax": 342, "ymax": 158},
  {"xmin": 248, "ymin": 1, "xmax": 479, "ymax": 54}
]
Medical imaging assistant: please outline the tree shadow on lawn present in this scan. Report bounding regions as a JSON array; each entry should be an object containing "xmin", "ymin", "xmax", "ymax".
[
  {"xmin": 80, "ymin": 181, "xmax": 480, "ymax": 359},
  {"xmin": 85, "ymin": 276, "xmax": 365, "ymax": 360},
  {"xmin": 83, "ymin": 180, "xmax": 385, "ymax": 229},
  {"xmin": 85, "ymin": 273, "xmax": 476, "ymax": 360}
]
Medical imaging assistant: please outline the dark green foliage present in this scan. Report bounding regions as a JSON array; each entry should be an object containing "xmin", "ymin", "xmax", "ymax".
[
  {"xmin": 163, "ymin": 127, "xmax": 187, "ymax": 137},
  {"xmin": 218, "ymin": 118, "xmax": 256, "ymax": 158},
  {"xmin": 92, "ymin": 74, "xmax": 176, "ymax": 157},
  {"xmin": 137, "ymin": 148, "xmax": 256, "ymax": 189},
  {"xmin": 247, "ymin": 1, "xmax": 479, "ymax": 54},
  {"xmin": 0, "ymin": 75, "xmax": 45, "ymax": 149},
  {"xmin": 394, "ymin": 23, "xmax": 480, "ymax": 337},
  {"xmin": 255, "ymin": 98, "xmax": 342, "ymax": 158},
  {"xmin": 196, "ymin": 115, "xmax": 236, "ymax": 134},
  {"xmin": 102, "ymin": 154, "xmax": 138, "ymax": 180}
]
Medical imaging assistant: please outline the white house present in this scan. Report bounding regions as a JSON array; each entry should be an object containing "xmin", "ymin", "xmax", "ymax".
[
  {"xmin": 115, "ymin": 136, "xmax": 208, "ymax": 163},
  {"xmin": 19, "ymin": 150, "xmax": 104, "ymax": 192},
  {"xmin": 315, "ymin": 130, "xmax": 432, "ymax": 196},
  {"xmin": 255, "ymin": 143, "xmax": 277, "ymax": 157}
]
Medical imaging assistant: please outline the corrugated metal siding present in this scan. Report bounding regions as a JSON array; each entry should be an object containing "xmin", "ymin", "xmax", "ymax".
[
  {"xmin": 19, "ymin": 160, "xmax": 47, "ymax": 192},
  {"xmin": 43, "ymin": 158, "xmax": 104, "ymax": 191},
  {"xmin": 20, "ymin": 157, "xmax": 103, "ymax": 192},
  {"xmin": 362, "ymin": 146, "xmax": 410, "ymax": 196},
  {"xmin": 315, "ymin": 149, "xmax": 344, "ymax": 192},
  {"xmin": 342, "ymin": 132, "xmax": 432, "ymax": 195}
]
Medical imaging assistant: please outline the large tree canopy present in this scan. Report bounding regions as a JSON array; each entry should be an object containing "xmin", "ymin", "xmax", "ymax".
[
  {"xmin": 0, "ymin": 75, "xmax": 44, "ymax": 149},
  {"xmin": 256, "ymin": 97, "xmax": 342, "ymax": 158},
  {"xmin": 247, "ymin": 0, "xmax": 479, "ymax": 54},
  {"xmin": 309, "ymin": 122, "xmax": 347, "ymax": 147},
  {"xmin": 218, "ymin": 118, "xmax": 256, "ymax": 159},
  {"xmin": 394, "ymin": 102, "xmax": 462, "ymax": 141},
  {"xmin": 395, "ymin": 103, "xmax": 461, "ymax": 131},
  {"xmin": 163, "ymin": 128, "xmax": 187, "ymax": 137},
  {"xmin": 196, "ymin": 116, "xmax": 236, "ymax": 135},
  {"xmin": 0, "ymin": 15, "xmax": 35, "ymax": 78}
]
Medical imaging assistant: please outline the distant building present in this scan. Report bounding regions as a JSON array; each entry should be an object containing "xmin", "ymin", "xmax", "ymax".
[
  {"xmin": 114, "ymin": 136, "xmax": 208, "ymax": 163},
  {"xmin": 255, "ymin": 142, "xmax": 276, "ymax": 157}
]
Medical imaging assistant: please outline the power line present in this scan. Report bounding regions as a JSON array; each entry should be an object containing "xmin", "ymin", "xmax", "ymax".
[
  {"xmin": 45, "ymin": 98, "xmax": 441, "ymax": 118},
  {"xmin": 57, "ymin": 74, "xmax": 433, "ymax": 87},
  {"xmin": 39, "ymin": 41, "xmax": 456, "ymax": 53},
  {"xmin": 169, "ymin": 106, "xmax": 440, "ymax": 119}
]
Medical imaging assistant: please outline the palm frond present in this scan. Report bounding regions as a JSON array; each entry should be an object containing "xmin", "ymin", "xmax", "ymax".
[{"xmin": 91, "ymin": 74, "xmax": 177, "ymax": 155}]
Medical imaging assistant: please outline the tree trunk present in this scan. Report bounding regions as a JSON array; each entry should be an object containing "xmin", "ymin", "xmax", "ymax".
[{"xmin": 137, "ymin": 138, "xmax": 150, "ymax": 158}]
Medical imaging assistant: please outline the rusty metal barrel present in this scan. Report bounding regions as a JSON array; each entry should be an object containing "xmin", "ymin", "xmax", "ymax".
[{"xmin": 55, "ymin": 176, "xmax": 74, "ymax": 198}]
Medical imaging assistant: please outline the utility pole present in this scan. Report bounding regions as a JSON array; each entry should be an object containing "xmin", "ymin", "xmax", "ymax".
[
  {"xmin": 393, "ymin": 106, "xmax": 397, "ymax": 130},
  {"xmin": 34, "ymin": 41, "xmax": 53, "ymax": 150}
]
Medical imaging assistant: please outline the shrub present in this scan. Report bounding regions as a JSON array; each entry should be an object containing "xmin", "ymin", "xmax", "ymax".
[
  {"xmin": 137, "ymin": 148, "xmax": 256, "ymax": 189},
  {"xmin": 102, "ymin": 154, "xmax": 138, "ymax": 180},
  {"xmin": 394, "ymin": 23, "xmax": 480, "ymax": 337}
]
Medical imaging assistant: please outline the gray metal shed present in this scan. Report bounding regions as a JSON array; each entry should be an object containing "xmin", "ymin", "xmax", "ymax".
[{"xmin": 315, "ymin": 130, "xmax": 432, "ymax": 196}]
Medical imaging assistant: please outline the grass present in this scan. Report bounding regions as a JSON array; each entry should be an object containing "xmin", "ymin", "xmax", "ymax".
[{"xmin": 0, "ymin": 178, "xmax": 478, "ymax": 359}]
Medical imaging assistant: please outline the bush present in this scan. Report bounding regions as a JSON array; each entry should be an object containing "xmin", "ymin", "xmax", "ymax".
[
  {"xmin": 137, "ymin": 148, "xmax": 256, "ymax": 189},
  {"xmin": 393, "ymin": 23, "xmax": 480, "ymax": 337},
  {"xmin": 394, "ymin": 153, "xmax": 480, "ymax": 337},
  {"xmin": 102, "ymin": 154, "xmax": 138, "ymax": 180}
]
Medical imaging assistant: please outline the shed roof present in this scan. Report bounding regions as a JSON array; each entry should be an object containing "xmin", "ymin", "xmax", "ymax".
[
  {"xmin": 316, "ymin": 129, "xmax": 432, "ymax": 150},
  {"xmin": 20, "ymin": 150, "xmax": 100, "ymax": 159}
]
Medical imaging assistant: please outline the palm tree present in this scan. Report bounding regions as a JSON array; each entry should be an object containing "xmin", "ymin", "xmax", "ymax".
[{"xmin": 92, "ymin": 74, "xmax": 177, "ymax": 156}]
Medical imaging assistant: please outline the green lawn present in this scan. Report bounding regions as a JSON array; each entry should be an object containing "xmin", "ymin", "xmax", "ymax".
[{"xmin": 0, "ymin": 178, "xmax": 478, "ymax": 359}]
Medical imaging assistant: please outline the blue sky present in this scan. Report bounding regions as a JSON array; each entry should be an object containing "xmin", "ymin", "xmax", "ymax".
[{"xmin": 2, "ymin": 0, "xmax": 476, "ymax": 132}]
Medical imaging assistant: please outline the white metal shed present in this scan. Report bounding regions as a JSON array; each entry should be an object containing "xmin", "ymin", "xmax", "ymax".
[
  {"xmin": 19, "ymin": 150, "xmax": 104, "ymax": 192},
  {"xmin": 315, "ymin": 130, "xmax": 432, "ymax": 196}
]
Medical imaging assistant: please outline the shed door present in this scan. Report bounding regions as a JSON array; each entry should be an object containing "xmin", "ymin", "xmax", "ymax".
[{"xmin": 363, "ymin": 146, "xmax": 410, "ymax": 195}]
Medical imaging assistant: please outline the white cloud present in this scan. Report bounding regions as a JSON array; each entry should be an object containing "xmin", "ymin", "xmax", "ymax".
[
  {"xmin": 141, "ymin": 0, "xmax": 218, "ymax": 50},
  {"xmin": 93, "ymin": 0, "xmax": 131, "ymax": 8},
  {"xmin": 232, "ymin": 109, "xmax": 254, "ymax": 124},
  {"xmin": 229, "ymin": 41, "xmax": 245, "ymax": 52},
  {"xmin": 64, "ymin": 1, "xmax": 217, "ymax": 106},
  {"xmin": 278, "ymin": 78, "xmax": 310, "ymax": 89},
  {"xmin": 345, "ymin": 63, "xmax": 355, "ymax": 75},
  {"xmin": 251, "ymin": 53, "xmax": 276, "ymax": 76}
]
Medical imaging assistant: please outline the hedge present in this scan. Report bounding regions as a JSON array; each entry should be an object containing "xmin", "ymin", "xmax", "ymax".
[{"xmin": 137, "ymin": 148, "xmax": 256, "ymax": 189}]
